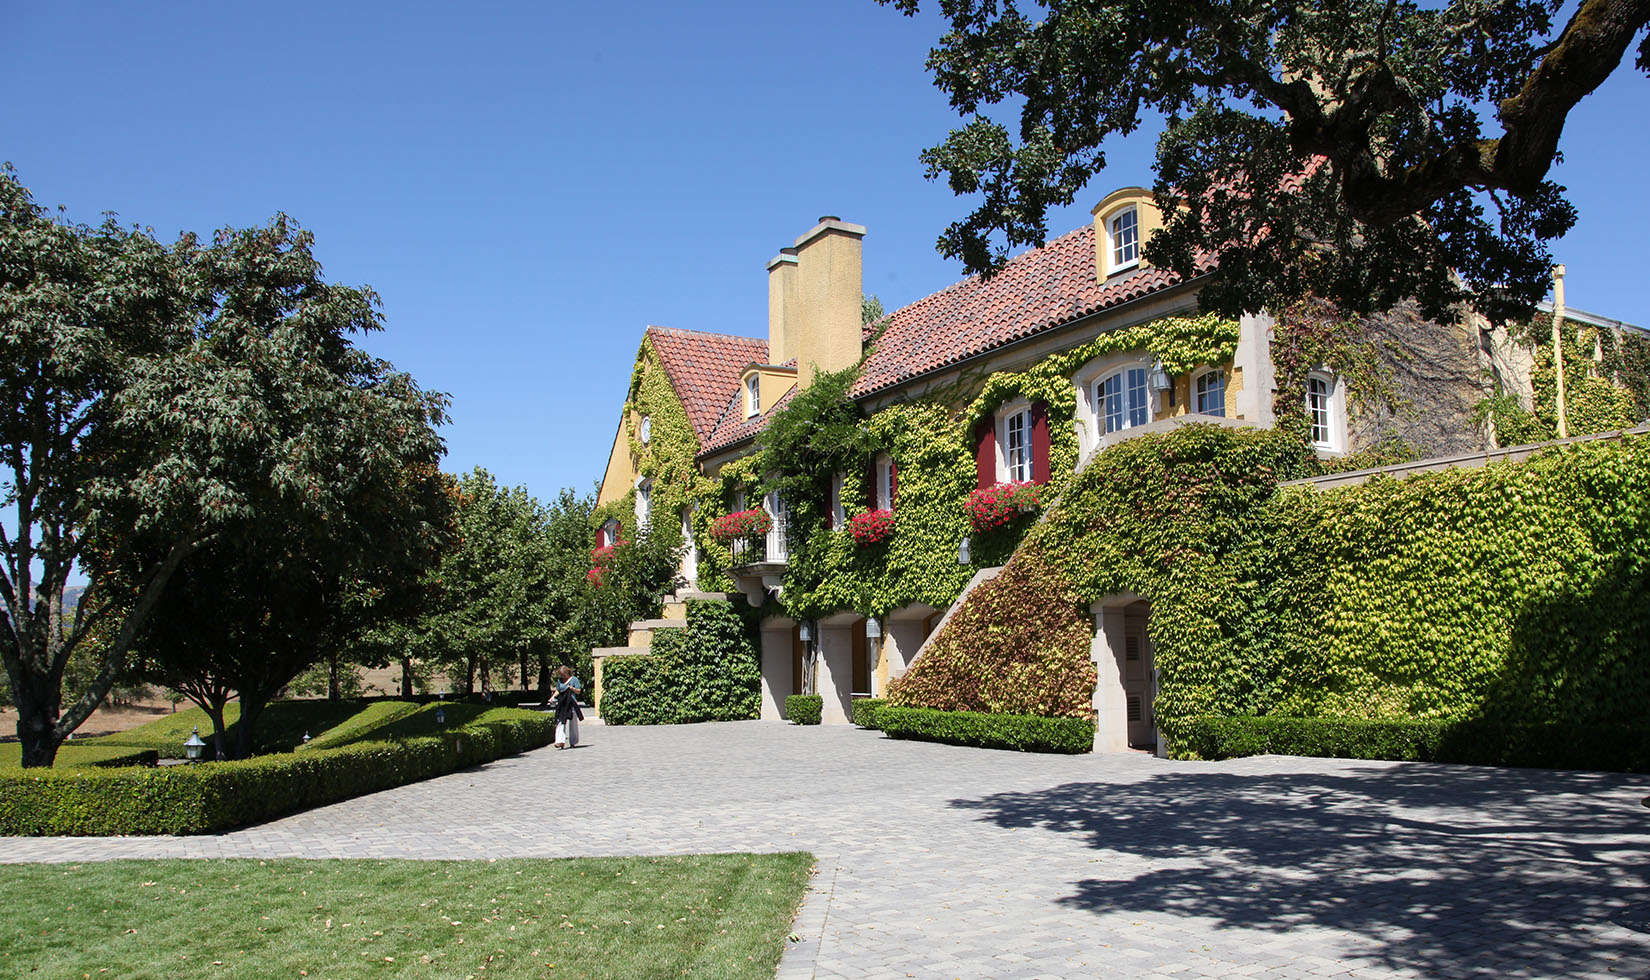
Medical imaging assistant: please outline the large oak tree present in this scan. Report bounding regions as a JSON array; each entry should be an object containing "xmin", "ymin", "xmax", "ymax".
[
  {"xmin": 886, "ymin": 0, "xmax": 1650, "ymax": 322},
  {"xmin": 0, "ymin": 169, "xmax": 448, "ymax": 766}
]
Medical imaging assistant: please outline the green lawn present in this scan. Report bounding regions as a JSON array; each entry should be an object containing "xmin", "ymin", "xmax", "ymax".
[
  {"xmin": 79, "ymin": 699, "xmax": 513, "ymax": 759},
  {"xmin": 0, "ymin": 741, "xmax": 152, "ymax": 770},
  {"xmin": 0, "ymin": 854, "xmax": 814, "ymax": 980}
]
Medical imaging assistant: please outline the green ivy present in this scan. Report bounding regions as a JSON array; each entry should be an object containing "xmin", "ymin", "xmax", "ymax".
[
  {"xmin": 597, "ymin": 600, "xmax": 761, "ymax": 725},
  {"xmin": 908, "ymin": 420, "xmax": 1650, "ymax": 740}
]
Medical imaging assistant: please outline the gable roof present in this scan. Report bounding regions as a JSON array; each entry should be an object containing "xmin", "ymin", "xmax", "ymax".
[
  {"xmin": 646, "ymin": 327, "xmax": 768, "ymax": 450},
  {"xmin": 852, "ymin": 224, "xmax": 1208, "ymax": 397}
]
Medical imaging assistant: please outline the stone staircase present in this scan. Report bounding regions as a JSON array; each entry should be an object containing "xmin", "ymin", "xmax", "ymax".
[{"xmin": 589, "ymin": 590, "xmax": 735, "ymax": 715}]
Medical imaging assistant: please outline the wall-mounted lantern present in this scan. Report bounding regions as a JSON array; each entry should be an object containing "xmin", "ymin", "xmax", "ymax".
[
  {"xmin": 1149, "ymin": 358, "xmax": 1172, "ymax": 393},
  {"xmin": 957, "ymin": 536, "xmax": 972, "ymax": 565}
]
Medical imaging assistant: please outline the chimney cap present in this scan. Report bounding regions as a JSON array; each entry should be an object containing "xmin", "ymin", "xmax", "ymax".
[
  {"xmin": 818, "ymin": 215, "xmax": 841, "ymax": 224},
  {"xmin": 780, "ymin": 247, "xmax": 798, "ymax": 256}
]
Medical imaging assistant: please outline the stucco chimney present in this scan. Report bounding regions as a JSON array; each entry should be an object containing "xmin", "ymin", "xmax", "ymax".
[
  {"xmin": 791, "ymin": 216, "xmax": 866, "ymax": 387},
  {"xmin": 766, "ymin": 247, "xmax": 799, "ymax": 366}
]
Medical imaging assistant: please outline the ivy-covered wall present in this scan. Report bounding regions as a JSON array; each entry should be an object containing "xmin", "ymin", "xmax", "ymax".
[
  {"xmin": 775, "ymin": 313, "xmax": 1241, "ymax": 622},
  {"xmin": 598, "ymin": 600, "xmax": 762, "ymax": 725},
  {"xmin": 1477, "ymin": 316, "xmax": 1649, "ymax": 445},
  {"xmin": 896, "ymin": 421, "xmax": 1650, "ymax": 736}
]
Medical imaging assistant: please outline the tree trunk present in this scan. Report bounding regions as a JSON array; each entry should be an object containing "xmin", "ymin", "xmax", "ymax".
[
  {"xmin": 536, "ymin": 653, "xmax": 551, "ymax": 702},
  {"xmin": 13, "ymin": 672, "xmax": 64, "ymax": 769},
  {"xmin": 400, "ymin": 655, "xmax": 414, "ymax": 697},
  {"xmin": 233, "ymin": 691, "xmax": 269, "ymax": 760},
  {"xmin": 463, "ymin": 655, "xmax": 476, "ymax": 695},
  {"xmin": 203, "ymin": 697, "xmax": 230, "ymax": 762},
  {"xmin": 519, "ymin": 649, "xmax": 530, "ymax": 691}
]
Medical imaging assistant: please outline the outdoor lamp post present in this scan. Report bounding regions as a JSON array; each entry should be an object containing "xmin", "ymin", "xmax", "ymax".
[
  {"xmin": 301, "ymin": 731, "xmax": 312, "ymax": 746},
  {"xmin": 797, "ymin": 620, "xmax": 817, "ymax": 696},
  {"xmin": 183, "ymin": 726, "xmax": 205, "ymax": 764},
  {"xmin": 958, "ymin": 536, "xmax": 972, "ymax": 564}
]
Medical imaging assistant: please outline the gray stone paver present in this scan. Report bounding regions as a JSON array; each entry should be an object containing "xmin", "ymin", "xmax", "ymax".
[{"xmin": 3, "ymin": 721, "xmax": 1649, "ymax": 979}]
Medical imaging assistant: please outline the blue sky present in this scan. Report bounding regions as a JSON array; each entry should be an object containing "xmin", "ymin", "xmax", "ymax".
[{"xmin": 6, "ymin": 1, "xmax": 1647, "ymax": 504}]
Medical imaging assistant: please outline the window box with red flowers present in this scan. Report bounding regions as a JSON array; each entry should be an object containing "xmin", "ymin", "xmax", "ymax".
[
  {"xmin": 967, "ymin": 481, "xmax": 1043, "ymax": 533},
  {"xmin": 710, "ymin": 508, "xmax": 772, "ymax": 545},
  {"xmin": 586, "ymin": 541, "xmax": 625, "ymax": 587},
  {"xmin": 847, "ymin": 508, "xmax": 896, "ymax": 547}
]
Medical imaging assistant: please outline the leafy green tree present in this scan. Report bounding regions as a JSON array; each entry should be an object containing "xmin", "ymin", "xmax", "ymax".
[
  {"xmin": 885, "ymin": 0, "xmax": 1650, "ymax": 322},
  {"xmin": 401, "ymin": 469, "xmax": 558, "ymax": 697},
  {"xmin": 0, "ymin": 167, "xmax": 448, "ymax": 766}
]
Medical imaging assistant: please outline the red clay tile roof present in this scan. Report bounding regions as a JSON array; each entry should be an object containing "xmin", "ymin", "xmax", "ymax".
[
  {"xmin": 702, "ymin": 384, "xmax": 797, "ymax": 454},
  {"xmin": 685, "ymin": 221, "xmax": 1211, "ymax": 458},
  {"xmin": 646, "ymin": 327, "xmax": 768, "ymax": 450},
  {"xmin": 852, "ymin": 225, "xmax": 1210, "ymax": 396}
]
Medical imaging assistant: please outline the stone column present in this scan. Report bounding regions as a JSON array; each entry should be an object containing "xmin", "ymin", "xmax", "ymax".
[
  {"xmin": 759, "ymin": 623, "xmax": 795, "ymax": 721},
  {"xmin": 816, "ymin": 624, "xmax": 855, "ymax": 724},
  {"xmin": 1090, "ymin": 602, "xmax": 1131, "ymax": 753}
]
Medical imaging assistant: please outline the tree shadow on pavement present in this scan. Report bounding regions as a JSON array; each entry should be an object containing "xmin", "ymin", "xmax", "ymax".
[{"xmin": 952, "ymin": 761, "xmax": 1650, "ymax": 978}]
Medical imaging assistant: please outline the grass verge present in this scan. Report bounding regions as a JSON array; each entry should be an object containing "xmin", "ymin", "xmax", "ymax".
[{"xmin": 0, "ymin": 854, "xmax": 814, "ymax": 980}]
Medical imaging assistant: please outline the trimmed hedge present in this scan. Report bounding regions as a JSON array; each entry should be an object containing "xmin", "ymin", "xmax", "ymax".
[
  {"xmin": 0, "ymin": 708, "xmax": 554, "ymax": 835},
  {"xmin": 599, "ymin": 600, "xmax": 762, "ymax": 726},
  {"xmin": 785, "ymin": 695, "xmax": 823, "ymax": 725},
  {"xmin": 851, "ymin": 697, "xmax": 888, "ymax": 730},
  {"xmin": 877, "ymin": 704, "xmax": 1094, "ymax": 754},
  {"xmin": 1169, "ymin": 715, "xmax": 1650, "ymax": 773}
]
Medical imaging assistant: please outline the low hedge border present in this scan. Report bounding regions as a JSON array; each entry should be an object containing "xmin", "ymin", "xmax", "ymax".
[
  {"xmin": 0, "ymin": 709, "xmax": 555, "ymax": 836},
  {"xmin": 1168, "ymin": 715, "xmax": 1650, "ymax": 773},
  {"xmin": 851, "ymin": 697, "xmax": 888, "ymax": 730},
  {"xmin": 878, "ymin": 704, "xmax": 1094, "ymax": 754},
  {"xmin": 785, "ymin": 695, "xmax": 823, "ymax": 726}
]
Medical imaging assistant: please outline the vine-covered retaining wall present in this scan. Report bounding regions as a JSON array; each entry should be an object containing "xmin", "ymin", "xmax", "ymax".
[
  {"xmin": 598, "ymin": 600, "xmax": 762, "ymax": 725},
  {"xmin": 894, "ymin": 421, "xmax": 1650, "ymax": 744}
]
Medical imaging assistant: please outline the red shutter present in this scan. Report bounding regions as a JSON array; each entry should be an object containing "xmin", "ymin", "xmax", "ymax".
[
  {"xmin": 1030, "ymin": 401, "xmax": 1050, "ymax": 484},
  {"xmin": 889, "ymin": 461, "xmax": 898, "ymax": 508},
  {"xmin": 975, "ymin": 416, "xmax": 996, "ymax": 490}
]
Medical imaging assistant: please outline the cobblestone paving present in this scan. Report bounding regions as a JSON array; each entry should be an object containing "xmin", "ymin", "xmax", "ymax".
[{"xmin": 4, "ymin": 721, "xmax": 1649, "ymax": 979}]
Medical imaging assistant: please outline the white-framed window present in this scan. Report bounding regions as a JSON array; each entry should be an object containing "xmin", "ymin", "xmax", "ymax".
[
  {"xmin": 829, "ymin": 472, "xmax": 846, "ymax": 528},
  {"xmin": 679, "ymin": 507, "xmax": 697, "ymax": 588},
  {"xmin": 745, "ymin": 374, "xmax": 760, "ymax": 418},
  {"xmin": 634, "ymin": 479, "xmax": 652, "ymax": 527},
  {"xmin": 873, "ymin": 453, "xmax": 895, "ymax": 510},
  {"xmin": 1306, "ymin": 371, "xmax": 1344, "ymax": 452},
  {"xmin": 1194, "ymin": 370, "xmax": 1226, "ymax": 417},
  {"xmin": 1108, "ymin": 206, "xmax": 1140, "ymax": 272},
  {"xmin": 999, "ymin": 404, "xmax": 1032, "ymax": 482},
  {"xmin": 1096, "ymin": 366, "xmax": 1150, "ymax": 434},
  {"xmin": 638, "ymin": 414, "xmax": 651, "ymax": 444},
  {"xmin": 598, "ymin": 517, "xmax": 622, "ymax": 548}
]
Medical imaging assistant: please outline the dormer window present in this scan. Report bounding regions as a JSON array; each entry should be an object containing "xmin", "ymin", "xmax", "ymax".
[
  {"xmin": 1108, "ymin": 206, "xmax": 1139, "ymax": 271},
  {"xmin": 745, "ymin": 374, "xmax": 760, "ymax": 418}
]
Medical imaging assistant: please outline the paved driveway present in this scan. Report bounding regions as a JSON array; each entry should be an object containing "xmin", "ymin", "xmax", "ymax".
[{"xmin": 4, "ymin": 721, "xmax": 1648, "ymax": 979}]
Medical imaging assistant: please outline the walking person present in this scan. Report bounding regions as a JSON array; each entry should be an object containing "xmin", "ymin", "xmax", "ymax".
[{"xmin": 552, "ymin": 665, "xmax": 583, "ymax": 749}]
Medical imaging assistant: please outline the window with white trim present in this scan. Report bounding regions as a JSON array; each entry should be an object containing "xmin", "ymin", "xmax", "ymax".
[
  {"xmin": 1096, "ymin": 365, "xmax": 1150, "ymax": 434},
  {"xmin": 1001, "ymin": 406, "xmax": 1032, "ymax": 482},
  {"xmin": 1306, "ymin": 371, "xmax": 1345, "ymax": 451},
  {"xmin": 1108, "ymin": 206, "xmax": 1140, "ymax": 271},
  {"xmin": 1194, "ymin": 370, "xmax": 1226, "ymax": 417},
  {"xmin": 873, "ymin": 453, "xmax": 895, "ymax": 510},
  {"xmin": 598, "ymin": 518, "xmax": 621, "ymax": 549},
  {"xmin": 744, "ymin": 374, "xmax": 760, "ymax": 418},
  {"xmin": 634, "ymin": 479, "xmax": 651, "ymax": 527}
]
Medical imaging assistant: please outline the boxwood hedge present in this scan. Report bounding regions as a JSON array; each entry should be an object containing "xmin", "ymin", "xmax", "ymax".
[
  {"xmin": 0, "ymin": 708, "xmax": 554, "ymax": 836},
  {"xmin": 851, "ymin": 697, "xmax": 888, "ymax": 730},
  {"xmin": 785, "ymin": 695, "xmax": 823, "ymax": 725},
  {"xmin": 877, "ymin": 704, "xmax": 1093, "ymax": 754}
]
